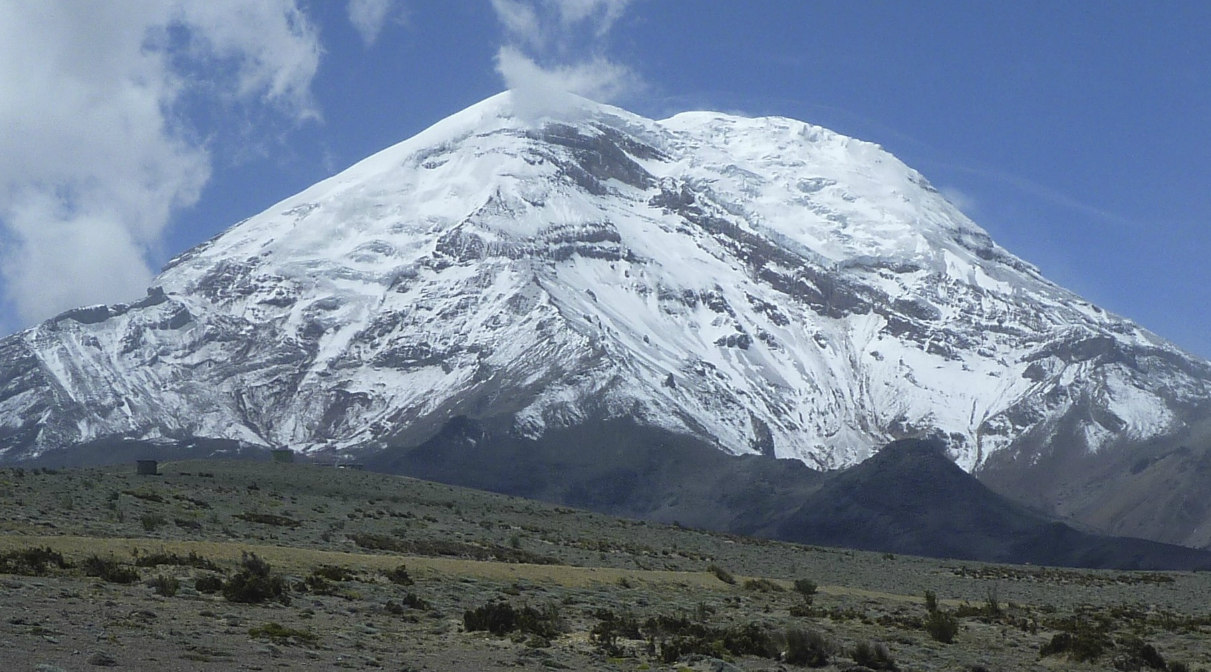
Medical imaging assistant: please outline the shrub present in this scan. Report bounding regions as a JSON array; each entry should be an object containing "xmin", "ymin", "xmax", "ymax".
[
  {"xmin": 234, "ymin": 512, "xmax": 300, "ymax": 528},
  {"xmin": 0, "ymin": 547, "xmax": 71, "ymax": 576},
  {"xmin": 984, "ymin": 587, "xmax": 1002, "ymax": 617},
  {"xmin": 852, "ymin": 641, "xmax": 897, "ymax": 671},
  {"xmin": 793, "ymin": 578, "xmax": 818, "ymax": 598},
  {"xmin": 383, "ymin": 564, "xmax": 413, "ymax": 586},
  {"xmin": 463, "ymin": 601, "xmax": 561, "ymax": 638},
  {"xmin": 590, "ymin": 609, "xmax": 643, "ymax": 656},
  {"xmin": 707, "ymin": 563, "xmax": 736, "ymax": 585},
  {"xmin": 140, "ymin": 513, "xmax": 166, "ymax": 531},
  {"xmin": 248, "ymin": 622, "xmax": 317, "ymax": 646},
  {"xmin": 195, "ymin": 574, "xmax": 224, "ymax": 594},
  {"xmin": 1039, "ymin": 632, "xmax": 1107, "ymax": 663},
  {"xmin": 222, "ymin": 552, "xmax": 288, "ymax": 605},
  {"xmin": 387, "ymin": 592, "xmax": 431, "ymax": 614},
  {"xmin": 783, "ymin": 627, "xmax": 832, "ymax": 667},
  {"xmin": 924, "ymin": 609, "xmax": 959, "ymax": 644},
  {"xmin": 82, "ymin": 556, "xmax": 140, "ymax": 584},
  {"xmin": 148, "ymin": 575, "xmax": 179, "ymax": 597},
  {"xmin": 742, "ymin": 577, "xmax": 785, "ymax": 593},
  {"xmin": 134, "ymin": 551, "xmax": 220, "ymax": 571},
  {"xmin": 1112, "ymin": 636, "xmax": 1167, "ymax": 671},
  {"xmin": 924, "ymin": 589, "xmax": 938, "ymax": 613},
  {"xmin": 310, "ymin": 564, "xmax": 355, "ymax": 582}
]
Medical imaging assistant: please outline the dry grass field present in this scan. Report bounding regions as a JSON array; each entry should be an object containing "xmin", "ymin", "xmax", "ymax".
[{"xmin": 2, "ymin": 460, "xmax": 1210, "ymax": 671}]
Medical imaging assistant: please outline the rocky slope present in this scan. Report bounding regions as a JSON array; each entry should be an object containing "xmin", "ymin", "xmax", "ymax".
[{"xmin": 2, "ymin": 92, "xmax": 1209, "ymax": 545}]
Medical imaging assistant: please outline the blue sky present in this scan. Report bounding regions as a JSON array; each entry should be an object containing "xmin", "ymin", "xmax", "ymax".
[{"xmin": 1, "ymin": 1, "xmax": 1208, "ymax": 358}]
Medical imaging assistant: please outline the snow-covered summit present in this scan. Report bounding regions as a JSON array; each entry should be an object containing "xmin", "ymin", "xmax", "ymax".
[{"xmin": 1, "ymin": 91, "xmax": 1208, "ymax": 474}]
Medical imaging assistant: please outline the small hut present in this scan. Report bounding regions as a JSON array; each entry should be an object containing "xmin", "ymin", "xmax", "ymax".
[
  {"xmin": 136, "ymin": 460, "xmax": 158, "ymax": 476},
  {"xmin": 270, "ymin": 449, "xmax": 295, "ymax": 464}
]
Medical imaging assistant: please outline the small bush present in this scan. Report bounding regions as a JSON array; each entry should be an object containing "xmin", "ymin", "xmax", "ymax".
[
  {"xmin": 222, "ymin": 553, "xmax": 288, "ymax": 605},
  {"xmin": 984, "ymin": 587, "xmax": 1002, "ymax": 617},
  {"xmin": 310, "ymin": 564, "xmax": 355, "ymax": 582},
  {"xmin": 742, "ymin": 577, "xmax": 785, "ymax": 593},
  {"xmin": 195, "ymin": 574, "xmax": 224, "ymax": 594},
  {"xmin": 852, "ymin": 641, "xmax": 897, "ymax": 671},
  {"xmin": 0, "ymin": 547, "xmax": 71, "ymax": 576},
  {"xmin": 1112, "ymin": 636, "xmax": 1167, "ymax": 671},
  {"xmin": 590, "ymin": 609, "xmax": 642, "ymax": 656},
  {"xmin": 234, "ymin": 512, "xmax": 300, "ymax": 528},
  {"xmin": 463, "ymin": 601, "xmax": 561, "ymax": 638},
  {"xmin": 783, "ymin": 628, "xmax": 833, "ymax": 667},
  {"xmin": 387, "ymin": 592, "xmax": 431, "ymax": 613},
  {"xmin": 924, "ymin": 609, "xmax": 959, "ymax": 644},
  {"xmin": 148, "ymin": 575, "xmax": 179, "ymax": 597},
  {"xmin": 248, "ymin": 622, "xmax": 317, "ymax": 646},
  {"xmin": 707, "ymin": 563, "xmax": 736, "ymax": 585},
  {"xmin": 134, "ymin": 551, "xmax": 220, "ymax": 571},
  {"xmin": 924, "ymin": 589, "xmax": 938, "ymax": 612},
  {"xmin": 1039, "ymin": 632, "xmax": 1107, "ymax": 663},
  {"xmin": 140, "ymin": 513, "xmax": 166, "ymax": 531},
  {"xmin": 82, "ymin": 556, "xmax": 140, "ymax": 584},
  {"xmin": 383, "ymin": 564, "xmax": 413, "ymax": 586},
  {"xmin": 793, "ymin": 578, "xmax": 818, "ymax": 597}
]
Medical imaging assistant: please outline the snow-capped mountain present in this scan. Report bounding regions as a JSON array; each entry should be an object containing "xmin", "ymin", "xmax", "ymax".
[{"xmin": 2, "ymin": 92, "xmax": 1209, "ymax": 488}]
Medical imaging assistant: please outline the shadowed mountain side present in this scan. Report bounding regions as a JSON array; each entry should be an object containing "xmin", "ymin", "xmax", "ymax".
[
  {"xmin": 371, "ymin": 419, "xmax": 1211, "ymax": 571},
  {"xmin": 366, "ymin": 416, "xmax": 825, "ymax": 535},
  {"xmin": 779, "ymin": 438, "xmax": 1211, "ymax": 570}
]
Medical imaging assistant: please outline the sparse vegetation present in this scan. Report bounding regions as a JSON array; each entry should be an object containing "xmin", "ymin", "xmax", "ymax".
[
  {"xmin": 852, "ymin": 640, "xmax": 897, "ymax": 670},
  {"xmin": 382, "ymin": 563, "xmax": 414, "ymax": 586},
  {"xmin": 783, "ymin": 627, "xmax": 833, "ymax": 667},
  {"xmin": 742, "ymin": 577, "xmax": 785, "ymax": 592},
  {"xmin": 463, "ymin": 601, "xmax": 562, "ymax": 639},
  {"xmin": 248, "ymin": 622, "xmax": 317, "ymax": 646},
  {"xmin": 234, "ymin": 512, "xmax": 301, "ymax": 527},
  {"xmin": 222, "ymin": 552, "xmax": 288, "ymax": 604},
  {"xmin": 148, "ymin": 574, "xmax": 179, "ymax": 597},
  {"xmin": 195, "ymin": 574, "xmax": 224, "ymax": 593},
  {"xmin": 0, "ymin": 546, "xmax": 70, "ymax": 576},
  {"xmin": 0, "ymin": 459, "xmax": 1209, "ymax": 671},
  {"xmin": 706, "ymin": 563, "xmax": 735, "ymax": 585},
  {"xmin": 134, "ymin": 551, "xmax": 220, "ymax": 571},
  {"xmin": 924, "ymin": 607, "xmax": 960, "ymax": 643},
  {"xmin": 82, "ymin": 555, "xmax": 140, "ymax": 584}
]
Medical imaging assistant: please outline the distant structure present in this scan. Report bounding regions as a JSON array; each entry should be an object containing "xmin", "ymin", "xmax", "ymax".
[
  {"xmin": 136, "ymin": 460, "xmax": 158, "ymax": 476},
  {"xmin": 337, "ymin": 463, "xmax": 365, "ymax": 471},
  {"xmin": 270, "ymin": 449, "xmax": 295, "ymax": 464}
]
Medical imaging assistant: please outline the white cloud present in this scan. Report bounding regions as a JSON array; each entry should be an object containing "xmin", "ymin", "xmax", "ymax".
[
  {"xmin": 496, "ymin": 46, "xmax": 636, "ymax": 121},
  {"xmin": 491, "ymin": 0, "xmax": 544, "ymax": 49},
  {"xmin": 347, "ymin": 0, "xmax": 400, "ymax": 47},
  {"xmin": 490, "ymin": 0, "xmax": 639, "ymax": 120},
  {"xmin": 0, "ymin": 1, "xmax": 322, "ymax": 328},
  {"xmin": 549, "ymin": 0, "xmax": 630, "ymax": 33},
  {"xmin": 940, "ymin": 185, "xmax": 978, "ymax": 217}
]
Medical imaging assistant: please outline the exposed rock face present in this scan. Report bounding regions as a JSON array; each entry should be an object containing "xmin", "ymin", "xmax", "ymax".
[{"xmin": 2, "ymin": 92, "xmax": 1209, "ymax": 545}]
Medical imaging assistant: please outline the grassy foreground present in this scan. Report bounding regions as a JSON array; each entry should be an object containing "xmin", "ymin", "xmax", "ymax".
[{"xmin": 1, "ymin": 459, "xmax": 1209, "ymax": 671}]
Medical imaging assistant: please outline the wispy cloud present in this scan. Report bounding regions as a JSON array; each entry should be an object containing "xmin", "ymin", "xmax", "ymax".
[
  {"xmin": 0, "ymin": 1, "xmax": 322, "ymax": 328},
  {"xmin": 490, "ymin": 0, "xmax": 640, "ymax": 120},
  {"xmin": 933, "ymin": 162, "xmax": 1138, "ymax": 229},
  {"xmin": 347, "ymin": 0, "xmax": 402, "ymax": 47},
  {"xmin": 939, "ymin": 185, "xmax": 978, "ymax": 217}
]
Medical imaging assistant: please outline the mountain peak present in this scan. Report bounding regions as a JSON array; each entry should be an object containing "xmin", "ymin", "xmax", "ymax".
[{"xmin": 2, "ymin": 94, "xmax": 1209, "ymax": 499}]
